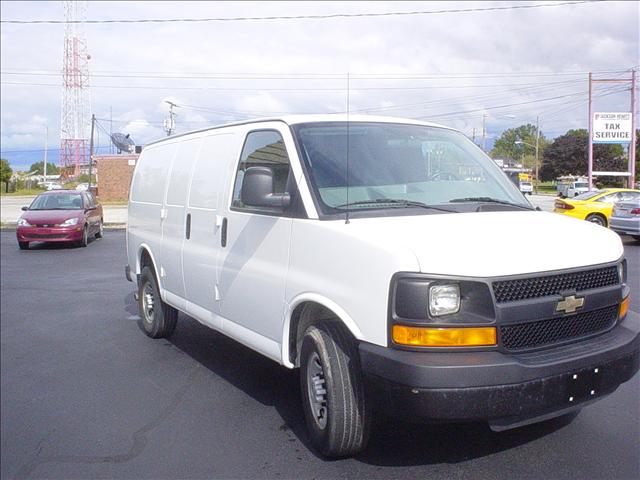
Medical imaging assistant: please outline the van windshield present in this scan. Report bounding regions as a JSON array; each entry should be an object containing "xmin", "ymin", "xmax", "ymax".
[{"xmin": 293, "ymin": 122, "xmax": 528, "ymax": 215}]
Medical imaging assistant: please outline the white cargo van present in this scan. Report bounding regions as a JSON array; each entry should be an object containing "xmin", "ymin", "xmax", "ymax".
[{"xmin": 126, "ymin": 115, "xmax": 639, "ymax": 457}]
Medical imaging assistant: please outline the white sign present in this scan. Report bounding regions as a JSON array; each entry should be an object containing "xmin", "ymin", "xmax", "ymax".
[{"xmin": 592, "ymin": 112, "xmax": 632, "ymax": 143}]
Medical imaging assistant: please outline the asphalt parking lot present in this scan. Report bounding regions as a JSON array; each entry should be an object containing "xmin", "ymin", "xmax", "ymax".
[{"xmin": 1, "ymin": 230, "xmax": 639, "ymax": 480}]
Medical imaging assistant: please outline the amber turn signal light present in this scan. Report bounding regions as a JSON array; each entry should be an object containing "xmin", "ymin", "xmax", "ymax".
[
  {"xmin": 619, "ymin": 296, "xmax": 630, "ymax": 320},
  {"xmin": 392, "ymin": 325, "xmax": 497, "ymax": 347}
]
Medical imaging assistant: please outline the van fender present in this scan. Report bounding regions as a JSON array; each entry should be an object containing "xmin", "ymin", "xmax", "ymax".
[
  {"xmin": 281, "ymin": 292, "xmax": 364, "ymax": 369},
  {"xmin": 136, "ymin": 243, "xmax": 167, "ymax": 300}
]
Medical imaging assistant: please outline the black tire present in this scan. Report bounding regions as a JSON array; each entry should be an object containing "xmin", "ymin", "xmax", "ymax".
[
  {"xmin": 586, "ymin": 213, "xmax": 607, "ymax": 227},
  {"xmin": 95, "ymin": 219, "xmax": 104, "ymax": 238},
  {"xmin": 78, "ymin": 225, "xmax": 89, "ymax": 247},
  {"xmin": 138, "ymin": 266, "xmax": 177, "ymax": 338},
  {"xmin": 299, "ymin": 322, "xmax": 370, "ymax": 458},
  {"xmin": 633, "ymin": 235, "xmax": 640, "ymax": 242},
  {"xmin": 18, "ymin": 241, "xmax": 29, "ymax": 250}
]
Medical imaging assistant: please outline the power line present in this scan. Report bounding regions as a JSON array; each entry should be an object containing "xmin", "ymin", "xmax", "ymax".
[
  {"xmin": 1, "ymin": 69, "xmax": 628, "ymax": 80},
  {"xmin": 1, "ymin": 1, "xmax": 601, "ymax": 24},
  {"xmin": 0, "ymin": 80, "xmax": 594, "ymax": 92}
]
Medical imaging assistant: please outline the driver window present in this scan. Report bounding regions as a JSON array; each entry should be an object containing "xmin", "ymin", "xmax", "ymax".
[{"xmin": 231, "ymin": 130, "xmax": 292, "ymax": 211}]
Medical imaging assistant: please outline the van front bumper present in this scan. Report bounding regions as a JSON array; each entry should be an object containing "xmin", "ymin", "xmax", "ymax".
[{"xmin": 359, "ymin": 311, "xmax": 640, "ymax": 428}]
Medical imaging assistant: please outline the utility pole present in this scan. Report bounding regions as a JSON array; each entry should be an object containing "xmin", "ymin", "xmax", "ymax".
[
  {"xmin": 164, "ymin": 101, "xmax": 177, "ymax": 136},
  {"xmin": 88, "ymin": 114, "xmax": 95, "ymax": 188},
  {"xmin": 534, "ymin": 115, "xmax": 540, "ymax": 193},
  {"xmin": 109, "ymin": 106, "xmax": 113, "ymax": 154},
  {"xmin": 481, "ymin": 114, "xmax": 487, "ymax": 152},
  {"xmin": 43, "ymin": 126, "xmax": 48, "ymax": 181}
]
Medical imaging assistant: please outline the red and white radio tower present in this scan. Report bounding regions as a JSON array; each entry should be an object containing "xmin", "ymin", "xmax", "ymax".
[{"xmin": 60, "ymin": 0, "xmax": 91, "ymax": 177}]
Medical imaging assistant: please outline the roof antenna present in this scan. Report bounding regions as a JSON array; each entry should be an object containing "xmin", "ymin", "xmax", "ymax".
[{"xmin": 345, "ymin": 71, "xmax": 351, "ymax": 225}]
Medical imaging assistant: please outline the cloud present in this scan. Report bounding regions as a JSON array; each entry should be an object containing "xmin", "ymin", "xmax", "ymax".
[{"xmin": 1, "ymin": 0, "xmax": 638, "ymax": 169}]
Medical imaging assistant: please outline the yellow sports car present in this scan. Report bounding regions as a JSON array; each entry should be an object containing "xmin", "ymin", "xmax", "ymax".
[{"xmin": 554, "ymin": 188, "xmax": 640, "ymax": 227}]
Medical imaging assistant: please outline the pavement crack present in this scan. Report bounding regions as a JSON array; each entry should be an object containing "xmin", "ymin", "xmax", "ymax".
[{"xmin": 13, "ymin": 366, "xmax": 199, "ymax": 479}]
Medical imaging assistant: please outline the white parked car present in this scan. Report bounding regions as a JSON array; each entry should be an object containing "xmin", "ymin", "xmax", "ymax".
[
  {"xmin": 125, "ymin": 115, "xmax": 638, "ymax": 457},
  {"xmin": 519, "ymin": 181, "xmax": 533, "ymax": 195},
  {"xmin": 75, "ymin": 183, "xmax": 89, "ymax": 192},
  {"xmin": 42, "ymin": 182, "xmax": 62, "ymax": 191}
]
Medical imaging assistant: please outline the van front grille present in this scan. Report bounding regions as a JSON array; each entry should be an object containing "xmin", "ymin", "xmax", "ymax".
[
  {"xmin": 492, "ymin": 266, "xmax": 619, "ymax": 303},
  {"xmin": 499, "ymin": 305, "xmax": 618, "ymax": 351}
]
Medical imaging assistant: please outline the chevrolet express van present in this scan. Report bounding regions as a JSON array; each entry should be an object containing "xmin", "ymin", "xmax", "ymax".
[{"xmin": 126, "ymin": 115, "xmax": 639, "ymax": 457}]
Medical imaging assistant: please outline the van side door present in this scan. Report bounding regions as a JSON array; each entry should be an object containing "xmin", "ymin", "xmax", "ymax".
[
  {"xmin": 160, "ymin": 138, "xmax": 201, "ymax": 309},
  {"xmin": 217, "ymin": 128, "xmax": 304, "ymax": 361},
  {"xmin": 182, "ymin": 132, "xmax": 238, "ymax": 330}
]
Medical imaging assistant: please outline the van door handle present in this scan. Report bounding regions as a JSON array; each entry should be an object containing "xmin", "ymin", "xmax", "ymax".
[
  {"xmin": 185, "ymin": 213, "xmax": 191, "ymax": 239},
  {"xmin": 221, "ymin": 217, "xmax": 228, "ymax": 247}
]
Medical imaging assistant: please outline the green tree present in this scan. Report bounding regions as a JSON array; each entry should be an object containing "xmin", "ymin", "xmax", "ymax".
[
  {"xmin": 29, "ymin": 161, "xmax": 59, "ymax": 175},
  {"xmin": 0, "ymin": 159, "xmax": 13, "ymax": 193},
  {"xmin": 490, "ymin": 124, "xmax": 549, "ymax": 163},
  {"xmin": 539, "ymin": 129, "xmax": 624, "ymax": 181}
]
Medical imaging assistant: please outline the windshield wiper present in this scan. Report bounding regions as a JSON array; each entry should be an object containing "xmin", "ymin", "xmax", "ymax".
[
  {"xmin": 448, "ymin": 197, "xmax": 534, "ymax": 210},
  {"xmin": 335, "ymin": 198, "xmax": 459, "ymax": 213}
]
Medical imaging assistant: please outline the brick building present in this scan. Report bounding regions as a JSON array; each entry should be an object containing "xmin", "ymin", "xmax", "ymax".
[{"xmin": 95, "ymin": 154, "xmax": 138, "ymax": 201}]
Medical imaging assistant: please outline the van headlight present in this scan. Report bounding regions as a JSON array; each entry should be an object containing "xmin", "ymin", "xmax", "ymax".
[
  {"xmin": 618, "ymin": 260, "xmax": 626, "ymax": 284},
  {"xmin": 429, "ymin": 284, "xmax": 460, "ymax": 316},
  {"xmin": 61, "ymin": 217, "xmax": 79, "ymax": 226}
]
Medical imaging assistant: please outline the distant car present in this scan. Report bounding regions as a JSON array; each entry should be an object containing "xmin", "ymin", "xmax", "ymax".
[
  {"xmin": 16, "ymin": 190, "xmax": 104, "ymax": 250},
  {"xmin": 553, "ymin": 188, "xmax": 640, "ymax": 227},
  {"xmin": 610, "ymin": 198, "xmax": 640, "ymax": 241},
  {"xmin": 42, "ymin": 182, "xmax": 63, "ymax": 191},
  {"xmin": 519, "ymin": 181, "xmax": 533, "ymax": 195},
  {"xmin": 75, "ymin": 183, "xmax": 89, "ymax": 191}
]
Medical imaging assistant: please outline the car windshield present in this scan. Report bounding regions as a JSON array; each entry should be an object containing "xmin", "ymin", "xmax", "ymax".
[
  {"xmin": 29, "ymin": 193, "xmax": 84, "ymax": 210},
  {"xmin": 293, "ymin": 122, "xmax": 528, "ymax": 214},
  {"xmin": 573, "ymin": 190, "xmax": 603, "ymax": 201}
]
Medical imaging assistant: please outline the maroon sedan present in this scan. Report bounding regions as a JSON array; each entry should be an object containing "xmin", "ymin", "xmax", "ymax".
[{"xmin": 16, "ymin": 190, "xmax": 104, "ymax": 250}]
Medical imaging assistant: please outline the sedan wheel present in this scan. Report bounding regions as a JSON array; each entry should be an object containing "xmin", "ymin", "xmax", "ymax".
[
  {"xmin": 95, "ymin": 220, "xmax": 104, "ymax": 239},
  {"xmin": 78, "ymin": 225, "xmax": 88, "ymax": 247},
  {"xmin": 586, "ymin": 214, "xmax": 607, "ymax": 227}
]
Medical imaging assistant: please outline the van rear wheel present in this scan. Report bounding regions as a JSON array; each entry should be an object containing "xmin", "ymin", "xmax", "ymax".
[
  {"xmin": 138, "ymin": 266, "xmax": 177, "ymax": 338},
  {"xmin": 299, "ymin": 322, "xmax": 370, "ymax": 458}
]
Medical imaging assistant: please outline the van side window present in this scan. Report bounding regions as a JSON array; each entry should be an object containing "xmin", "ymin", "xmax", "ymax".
[{"xmin": 232, "ymin": 130, "xmax": 292, "ymax": 212}]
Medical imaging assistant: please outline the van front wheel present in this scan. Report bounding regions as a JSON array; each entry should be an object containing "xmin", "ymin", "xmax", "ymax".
[
  {"xmin": 138, "ymin": 266, "xmax": 177, "ymax": 338},
  {"xmin": 300, "ymin": 322, "xmax": 370, "ymax": 458}
]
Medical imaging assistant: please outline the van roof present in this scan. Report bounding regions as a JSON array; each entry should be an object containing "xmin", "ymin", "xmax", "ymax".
[{"xmin": 145, "ymin": 114, "xmax": 457, "ymax": 148}]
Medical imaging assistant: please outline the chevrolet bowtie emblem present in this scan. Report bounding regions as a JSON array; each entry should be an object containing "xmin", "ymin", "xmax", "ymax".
[{"xmin": 556, "ymin": 295, "xmax": 585, "ymax": 314}]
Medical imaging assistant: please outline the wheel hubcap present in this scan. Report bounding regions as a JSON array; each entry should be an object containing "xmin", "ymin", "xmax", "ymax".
[
  {"xmin": 142, "ymin": 282, "xmax": 155, "ymax": 324},
  {"xmin": 589, "ymin": 216, "xmax": 604, "ymax": 226},
  {"xmin": 306, "ymin": 352, "xmax": 328, "ymax": 429}
]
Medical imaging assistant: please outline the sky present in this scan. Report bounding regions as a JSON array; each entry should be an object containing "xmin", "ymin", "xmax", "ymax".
[{"xmin": 1, "ymin": 0, "xmax": 638, "ymax": 171}]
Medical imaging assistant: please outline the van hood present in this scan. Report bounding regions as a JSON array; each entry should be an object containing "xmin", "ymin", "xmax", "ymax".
[{"xmin": 342, "ymin": 211, "xmax": 623, "ymax": 277}]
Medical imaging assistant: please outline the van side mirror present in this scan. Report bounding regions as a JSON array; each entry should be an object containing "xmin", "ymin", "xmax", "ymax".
[
  {"xmin": 21, "ymin": 206, "xmax": 28, "ymax": 211},
  {"xmin": 241, "ymin": 166, "xmax": 291, "ymax": 209}
]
